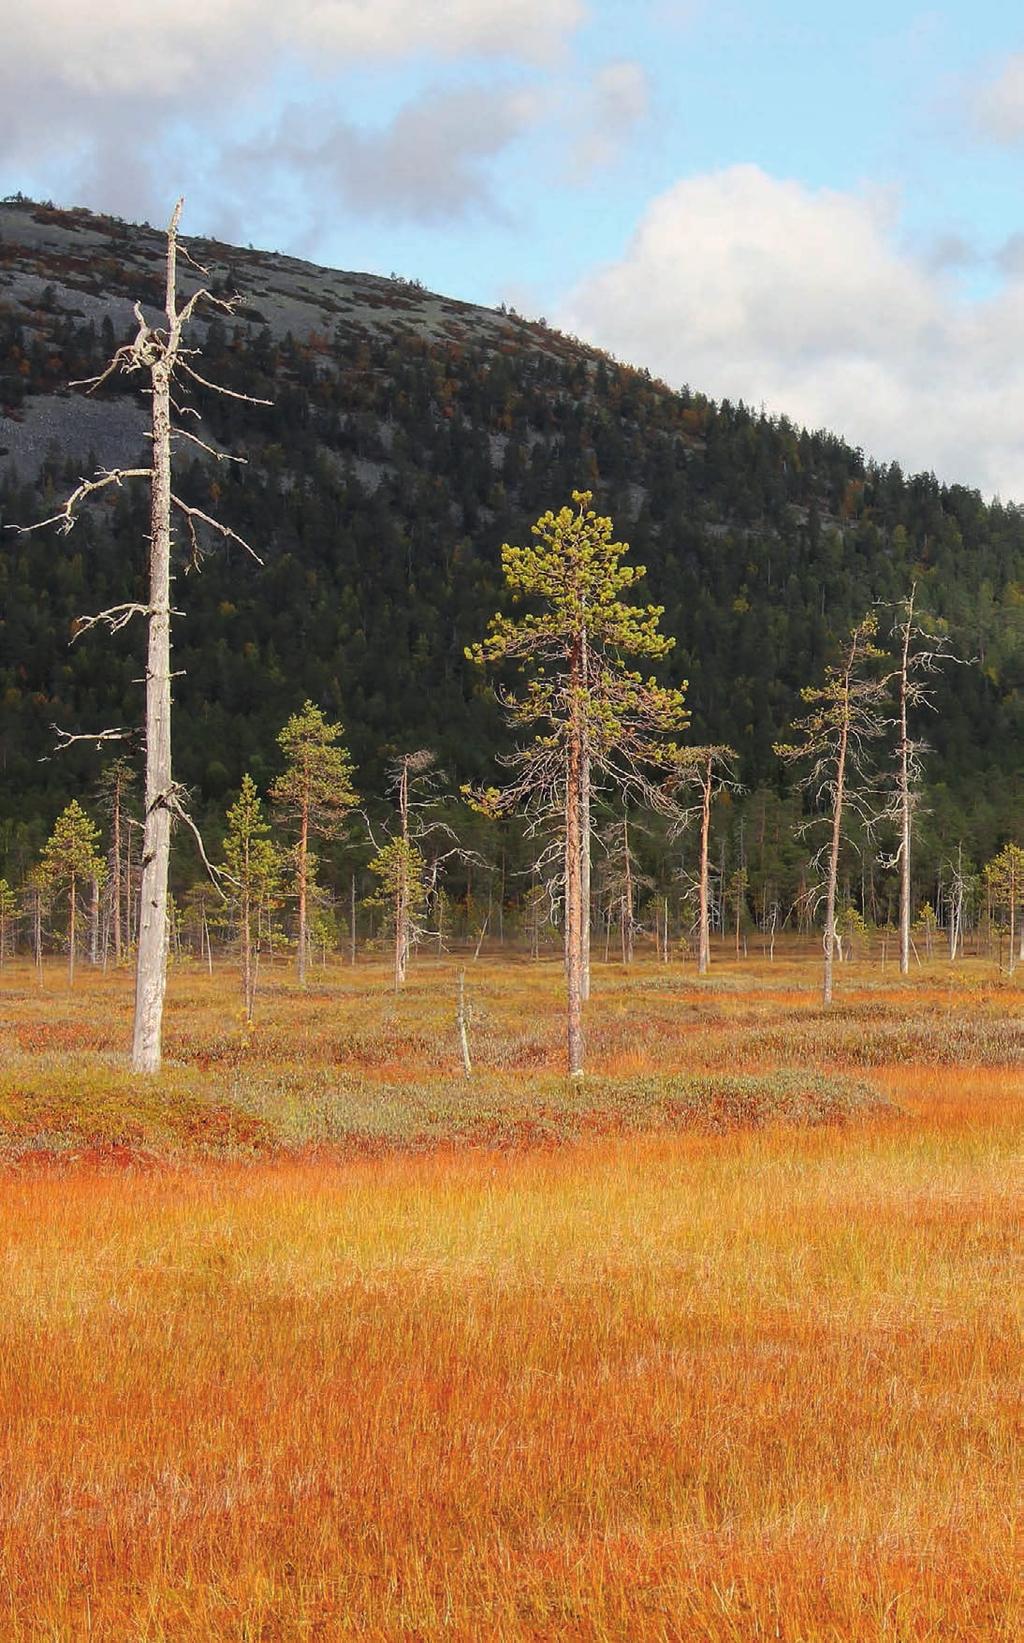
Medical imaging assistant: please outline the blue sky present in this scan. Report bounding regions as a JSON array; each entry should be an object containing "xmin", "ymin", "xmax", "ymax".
[{"xmin": 4, "ymin": 1, "xmax": 1024, "ymax": 496}]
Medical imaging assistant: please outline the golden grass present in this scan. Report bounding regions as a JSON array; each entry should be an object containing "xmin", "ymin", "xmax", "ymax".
[{"xmin": 0, "ymin": 950, "xmax": 1022, "ymax": 1638}]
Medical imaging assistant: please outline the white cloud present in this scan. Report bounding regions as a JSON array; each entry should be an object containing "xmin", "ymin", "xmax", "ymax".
[
  {"xmin": 569, "ymin": 60, "xmax": 651, "ymax": 177},
  {"xmin": 2, "ymin": 0, "xmax": 584, "ymax": 100},
  {"xmin": 558, "ymin": 165, "xmax": 1024, "ymax": 499},
  {"xmin": 966, "ymin": 52, "xmax": 1024, "ymax": 145},
  {"xmin": 0, "ymin": 0, "xmax": 581, "ymax": 229}
]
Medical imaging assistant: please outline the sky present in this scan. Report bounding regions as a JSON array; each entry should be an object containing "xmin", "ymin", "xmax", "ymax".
[{"xmin": 4, "ymin": 1, "xmax": 1024, "ymax": 499}]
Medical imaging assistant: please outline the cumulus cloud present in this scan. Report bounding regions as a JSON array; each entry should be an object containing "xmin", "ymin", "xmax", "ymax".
[
  {"xmin": 0, "ymin": 0, "xmax": 582, "ymax": 223},
  {"xmin": 558, "ymin": 165, "xmax": 1024, "ymax": 499},
  {"xmin": 2, "ymin": 0, "xmax": 584, "ymax": 98},
  {"xmin": 965, "ymin": 52, "xmax": 1024, "ymax": 145}
]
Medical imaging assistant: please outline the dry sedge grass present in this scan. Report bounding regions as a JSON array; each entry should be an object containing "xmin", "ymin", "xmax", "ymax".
[{"xmin": 0, "ymin": 951, "xmax": 1022, "ymax": 1639}]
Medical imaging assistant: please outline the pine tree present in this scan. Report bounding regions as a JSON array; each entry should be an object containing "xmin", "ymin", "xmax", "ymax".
[
  {"xmin": 223, "ymin": 775, "xmax": 281, "ymax": 1023},
  {"xmin": 666, "ymin": 745, "xmax": 739, "ymax": 975},
  {"xmin": 467, "ymin": 491, "xmax": 687, "ymax": 1075},
  {"xmin": 39, "ymin": 800, "xmax": 106, "ymax": 986},
  {"xmin": 270, "ymin": 700, "xmax": 356, "ymax": 986}
]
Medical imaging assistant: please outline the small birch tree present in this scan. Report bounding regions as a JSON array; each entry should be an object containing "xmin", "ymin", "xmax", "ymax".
[
  {"xmin": 984, "ymin": 843, "xmax": 1024, "ymax": 975},
  {"xmin": 223, "ymin": 775, "xmax": 282, "ymax": 1024},
  {"xmin": 270, "ymin": 701, "xmax": 357, "ymax": 986}
]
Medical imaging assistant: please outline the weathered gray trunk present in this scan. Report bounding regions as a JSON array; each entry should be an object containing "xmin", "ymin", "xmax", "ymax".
[
  {"xmin": 112, "ymin": 779, "xmax": 123, "ymax": 963},
  {"xmin": 697, "ymin": 759, "xmax": 712, "ymax": 975},
  {"xmin": 296, "ymin": 808, "xmax": 309, "ymax": 986},
  {"xmin": 823, "ymin": 716, "xmax": 849, "ymax": 1008},
  {"xmin": 90, "ymin": 875, "xmax": 100, "ymax": 966},
  {"xmin": 897, "ymin": 587, "xmax": 914, "ymax": 976},
  {"xmin": 565, "ymin": 662, "xmax": 585, "ymax": 1077},
  {"xmin": 68, "ymin": 877, "xmax": 77, "ymax": 987},
  {"xmin": 579, "ymin": 617, "xmax": 591, "ymax": 1001},
  {"xmin": 131, "ymin": 215, "xmax": 180, "ymax": 1074}
]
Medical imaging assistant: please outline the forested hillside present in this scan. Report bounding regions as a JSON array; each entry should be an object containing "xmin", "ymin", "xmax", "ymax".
[{"xmin": 2, "ymin": 197, "xmax": 1023, "ymax": 920}]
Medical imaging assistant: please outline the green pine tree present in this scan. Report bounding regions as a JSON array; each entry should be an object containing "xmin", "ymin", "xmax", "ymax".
[
  {"xmin": 223, "ymin": 775, "xmax": 281, "ymax": 1023},
  {"xmin": 39, "ymin": 800, "xmax": 105, "ymax": 986},
  {"xmin": 270, "ymin": 700, "xmax": 356, "ymax": 986}
]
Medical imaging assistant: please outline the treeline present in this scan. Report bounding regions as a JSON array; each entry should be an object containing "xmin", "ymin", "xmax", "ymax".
[
  {"xmin": 2, "ymin": 710, "xmax": 1022, "ymax": 986},
  {"xmin": 2, "ymin": 280, "xmax": 1024, "ymax": 881}
]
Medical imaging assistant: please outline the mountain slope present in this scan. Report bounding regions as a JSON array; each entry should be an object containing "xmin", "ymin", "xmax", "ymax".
[{"xmin": 1, "ymin": 196, "xmax": 1023, "ymax": 884}]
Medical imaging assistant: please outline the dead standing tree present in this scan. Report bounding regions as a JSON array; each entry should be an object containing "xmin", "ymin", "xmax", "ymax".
[
  {"xmin": 665, "ymin": 744, "xmax": 739, "ymax": 975},
  {"xmin": 775, "ymin": 614, "xmax": 889, "ymax": 1006},
  {"xmin": 13, "ymin": 200, "xmax": 268, "ymax": 1072},
  {"xmin": 883, "ymin": 586, "xmax": 962, "ymax": 976}
]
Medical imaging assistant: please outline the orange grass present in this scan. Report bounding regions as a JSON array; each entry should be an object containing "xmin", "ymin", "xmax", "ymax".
[{"xmin": 0, "ymin": 954, "xmax": 1022, "ymax": 1638}]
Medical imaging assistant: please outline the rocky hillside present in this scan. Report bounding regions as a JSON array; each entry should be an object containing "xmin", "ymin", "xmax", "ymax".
[{"xmin": 2, "ymin": 195, "xmax": 1023, "ymax": 887}]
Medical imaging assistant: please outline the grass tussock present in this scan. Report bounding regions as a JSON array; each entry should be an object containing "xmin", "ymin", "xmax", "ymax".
[
  {"xmin": 0, "ymin": 950, "xmax": 1022, "ymax": 1637},
  {"xmin": 0, "ymin": 1100, "xmax": 1022, "ymax": 1640}
]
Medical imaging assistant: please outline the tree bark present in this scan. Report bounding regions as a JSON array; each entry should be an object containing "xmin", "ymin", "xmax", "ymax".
[
  {"xmin": 897, "ymin": 586, "xmax": 914, "ymax": 976},
  {"xmin": 698, "ymin": 757, "xmax": 712, "ymax": 975},
  {"xmin": 68, "ymin": 876, "xmax": 77, "ymax": 988},
  {"xmin": 297, "ymin": 806, "xmax": 309, "ymax": 986},
  {"xmin": 823, "ymin": 706, "xmax": 850, "ymax": 1008},
  {"xmin": 112, "ymin": 778, "xmax": 122, "ymax": 963},
  {"xmin": 565, "ymin": 657, "xmax": 585, "ymax": 1077},
  {"xmin": 132, "ymin": 206, "xmax": 181, "ymax": 1075}
]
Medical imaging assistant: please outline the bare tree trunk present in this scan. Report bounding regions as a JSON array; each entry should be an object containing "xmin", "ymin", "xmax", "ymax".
[
  {"xmin": 350, "ymin": 873, "xmax": 357, "ymax": 966},
  {"xmin": 296, "ymin": 807, "xmax": 309, "ymax": 986},
  {"xmin": 112, "ymin": 779, "xmax": 123, "ymax": 963},
  {"xmin": 395, "ymin": 760, "xmax": 410, "ymax": 991},
  {"xmin": 456, "ymin": 968, "xmax": 472, "ymax": 1077},
  {"xmin": 565, "ymin": 666, "xmax": 585, "ymax": 1077},
  {"xmin": 698, "ymin": 758, "xmax": 711, "ymax": 975},
  {"xmin": 132, "ymin": 207, "xmax": 181, "ymax": 1075},
  {"xmin": 242, "ymin": 889, "xmax": 254, "ymax": 1022},
  {"xmin": 580, "ymin": 629, "xmax": 591, "ymax": 1002},
  {"xmin": 90, "ymin": 875, "xmax": 100, "ymax": 966},
  {"xmin": 897, "ymin": 586, "xmax": 914, "ymax": 976},
  {"xmin": 823, "ymin": 716, "xmax": 850, "ymax": 1007},
  {"xmin": 622, "ymin": 810, "xmax": 634, "ymax": 965},
  {"xmin": 68, "ymin": 877, "xmax": 77, "ymax": 988}
]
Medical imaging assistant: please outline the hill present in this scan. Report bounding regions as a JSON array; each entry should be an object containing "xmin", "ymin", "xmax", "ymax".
[{"xmin": 2, "ymin": 195, "xmax": 1023, "ymax": 902}]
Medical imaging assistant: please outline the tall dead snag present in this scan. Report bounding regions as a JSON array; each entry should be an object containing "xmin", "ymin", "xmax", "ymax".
[
  {"xmin": 776, "ymin": 615, "xmax": 889, "ymax": 1006},
  {"xmin": 15, "ymin": 200, "xmax": 268, "ymax": 1072},
  {"xmin": 466, "ymin": 492, "xmax": 687, "ymax": 1077},
  {"xmin": 367, "ymin": 751, "xmax": 466, "ymax": 992},
  {"xmin": 884, "ymin": 586, "xmax": 961, "ymax": 976},
  {"xmin": 665, "ymin": 745, "xmax": 738, "ymax": 975}
]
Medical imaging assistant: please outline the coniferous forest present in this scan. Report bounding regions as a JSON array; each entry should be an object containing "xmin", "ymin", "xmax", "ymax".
[{"xmin": 2, "ymin": 198, "xmax": 1024, "ymax": 965}]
